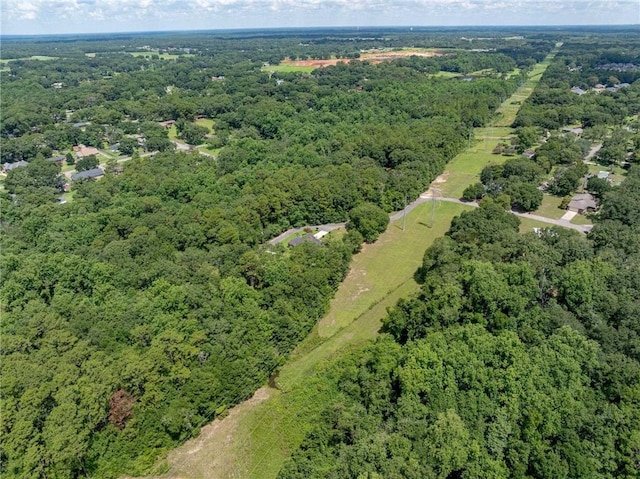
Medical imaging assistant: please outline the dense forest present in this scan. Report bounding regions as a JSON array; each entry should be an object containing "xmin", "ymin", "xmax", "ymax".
[
  {"xmin": 2, "ymin": 27, "xmax": 639, "ymax": 479},
  {"xmin": 0, "ymin": 29, "xmax": 535, "ymax": 478},
  {"xmin": 279, "ymin": 166, "xmax": 640, "ymax": 479}
]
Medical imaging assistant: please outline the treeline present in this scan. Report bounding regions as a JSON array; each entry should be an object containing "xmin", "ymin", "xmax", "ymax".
[{"xmin": 279, "ymin": 167, "xmax": 640, "ymax": 478}]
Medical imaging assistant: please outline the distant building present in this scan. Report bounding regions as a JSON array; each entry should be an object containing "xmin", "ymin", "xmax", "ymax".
[
  {"xmin": 522, "ymin": 149, "xmax": 536, "ymax": 159},
  {"xmin": 562, "ymin": 127, "xmax": 584, "ymax": 135},
  {"xmin": 597, "ymin": 171, "xmax": 611, "ymax": 181},
  {"xmin": 568, "ymin": 193, "xmax": 597, "ymax": 214},
  {"xmin": 72, "ymin": 121, "xmax": 91, "ymax": 128},
  {"xmin": 288, "ymin": 234, "xmax": 323, "ymax": 247},
  {"xmin": 46, "ymin": 155, "xmax": 66, "ymax": 165},
  {"xmin": 74, "ymin": 145, "xmax": 100, "ymax": 158},
  {"xmin": 158, "ymin": 120, "xmax": 175, "ymax": 128},
  {"xmin": 2, "ymin": 160, "xmax": 28, "ymax": 173},
  {"xmin": 71, "ymin": 168, "xmax": 104, "ymax": 181},
  {"xmin": 570, "ymin": 86, "xmax": 586, "ymax": 95}
]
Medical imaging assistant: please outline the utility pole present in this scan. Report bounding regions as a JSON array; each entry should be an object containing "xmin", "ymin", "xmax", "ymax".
[
  {"xmin": 430, "ymin": 187, "xmax": 439, "ymax": 228},
  {"xmin": 402, "ymin": 194, "xmax": 407, "ymax": 231}
]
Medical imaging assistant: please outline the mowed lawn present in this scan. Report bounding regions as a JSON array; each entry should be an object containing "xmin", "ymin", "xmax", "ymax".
[
  {"xmin": 195, "ymin": 118, "xmax": 215, "ymax": 132},
  {"xmin": 262, "ymin": 64, "xmax": 316, "ymax": 73},
  {"xmin": 534, "ymin": 194, "xmax": 565, "ymax": 220}
]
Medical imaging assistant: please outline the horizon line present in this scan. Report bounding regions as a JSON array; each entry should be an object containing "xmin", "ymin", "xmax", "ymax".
[{"xmin": 2, "ymin": 23, "xmax": 639, "ymax": 39}]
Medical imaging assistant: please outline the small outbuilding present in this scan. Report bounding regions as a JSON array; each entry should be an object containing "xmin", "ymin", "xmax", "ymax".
[{"xmin": 568, "ymin": 193, "xmax": 597, "ymax": 214}]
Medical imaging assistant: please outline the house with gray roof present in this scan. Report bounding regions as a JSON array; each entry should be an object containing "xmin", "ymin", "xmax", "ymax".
[
  {"xmin": 288, "ymin": 234, "xmax": 323, "ymax": 247},
  {"xmin": 568, "ymin": 193, "xmax": 597, "ymax": 214},
  {"xmin": 71, "ymin": 168, "xmax": 104, "ymax": 181},
  {"xmin": 2, "ymin": 160, "xmax": 29, "ymax": 173}
]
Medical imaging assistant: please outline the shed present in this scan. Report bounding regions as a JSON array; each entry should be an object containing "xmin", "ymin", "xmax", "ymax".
[
  {"xmin": 288, "ymin": 234, "xmax": 323, "ymax": 247},
  {"xmin": 597, "ymin": 171, "xmax": 610, "ymax": 180},
  {"xmin": 47, "ymin": 155, "xmax": 66, "ymax": 165}
]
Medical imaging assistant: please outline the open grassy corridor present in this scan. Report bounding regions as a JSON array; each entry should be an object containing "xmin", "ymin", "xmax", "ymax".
[{"xmin": 134, "ymin": 46, "xmax": 560, "ymax": 479}]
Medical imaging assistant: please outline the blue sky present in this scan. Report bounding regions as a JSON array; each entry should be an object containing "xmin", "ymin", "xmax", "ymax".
[{"xmin": 1, "ymin": 0, "xmax": 638, "ymax": 35}]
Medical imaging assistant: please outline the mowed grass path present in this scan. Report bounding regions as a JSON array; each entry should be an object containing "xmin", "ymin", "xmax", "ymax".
[
  {"xmin": 438, "ymin": 48, "xmax": 558, "ymax": 199},
  {"xmin": 150, "ymin": 201, "xmax": 471, "ymax": 479},
  {"xmin": 133, "ymin": 47, "xmax": 559, "ymax": 479}
]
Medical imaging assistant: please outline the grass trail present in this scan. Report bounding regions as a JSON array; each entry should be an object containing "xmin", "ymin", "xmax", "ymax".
[
  {"xmin": 130, "ymin": 46, "xmax": 560, "ymax": 479},
  {"xmin": 438, "ymin": 49, "xmax": 558, "ymax": 198}
]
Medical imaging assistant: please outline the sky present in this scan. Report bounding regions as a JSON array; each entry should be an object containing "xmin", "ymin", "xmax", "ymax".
[{"xmin": 1, "ymin": 0, "xmax": 638, "ymax": 36}]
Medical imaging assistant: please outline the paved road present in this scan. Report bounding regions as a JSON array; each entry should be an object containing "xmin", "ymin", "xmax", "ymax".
[
  {"xmin": 269, "ymin": 193, "xmax": 592, "ymax": 245},
  {"xmin": 434, "ymin": 196, "xmax": 593, "ymax": 233}
]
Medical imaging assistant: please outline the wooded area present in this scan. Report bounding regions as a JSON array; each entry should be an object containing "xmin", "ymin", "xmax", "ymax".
[{"xmin": 1, "ymin": 27, "xmax": 639, "ymax": 479}]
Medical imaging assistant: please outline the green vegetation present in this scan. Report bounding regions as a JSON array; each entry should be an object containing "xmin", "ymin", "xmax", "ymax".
[
  {"xmin": 0, "ymin": 28, "xmax": 534, "ymax": 479},
  {"xmin": 280, "ymin": 175, "xmax": 640, "ymax": 478},
  {"xmin": 262, "ymin": 64, "xmax": 317, "ymax": 73},
  {"xmin": 533, "ymin": 194, "xmax": 566, "ymax": 219},
  {"xmin": 154, "ymin": 201, "xmax": 471, "ymax": 479},
  {"xmin": 2, "ymin": 27, "xmax": 639, "ymax": 479}
]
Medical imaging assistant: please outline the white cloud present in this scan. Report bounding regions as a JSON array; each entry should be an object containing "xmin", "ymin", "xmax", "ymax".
[{"xmin": 1, "ymin": 0, "xmax": 637, "ymax": 35}]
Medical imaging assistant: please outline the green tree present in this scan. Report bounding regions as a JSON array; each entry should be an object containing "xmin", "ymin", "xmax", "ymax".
[
  {"xmin": 75, "ymin": 155, "xmax": 99, "ymax": 172},
  {"xmin": 347, "ymin": 202, "xmax": 389, "ymax": 243}
]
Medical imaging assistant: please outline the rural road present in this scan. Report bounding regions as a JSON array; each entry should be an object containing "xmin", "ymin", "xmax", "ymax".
[
  {"xmin": 172, "ymin": 140, "xmax": 216, "ymax": 158},
  {"xmin": 268, "ymin": 191, "xmax": 592, "ymax": 245},
  {"xmin": 432, "ymin": 196, "xmax": 593, "ymax": 233}
]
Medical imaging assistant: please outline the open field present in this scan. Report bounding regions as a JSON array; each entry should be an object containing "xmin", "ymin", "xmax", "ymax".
[
  {"xmin": 195, "ymin": 118, "xmax": 215, "ymax": 132},
  {"xmin": 167, "ymin": 125, "xmax": 178, "ymax": 140},
  {"xmin": 138, "ymin": 201, "xmax": 470, "ymax": 479},
  {"xmin": 262, "ymin": 64, "xmax": 317, "ymax": 73},
  {"xmin": 436, "ymin": 47, "xmax": 559, "ymax": 199},
  {"xmin": 279, "ymin": 47, "xmax": 441, "ymax": 69},
  {"xmin": 0, "ymin": 55, "xmax": 58, "ymax": 63}
]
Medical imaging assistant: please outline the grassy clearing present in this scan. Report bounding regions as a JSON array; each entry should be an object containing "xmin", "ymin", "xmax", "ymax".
[
  {"xmin": 148, "ymin": 201, "xmax": 470, "ymax": 479},
  {"xmin": 534, "ymin": 194, "xmax": 565, "ymax": 219},
  {"xmin": 571, "ymin": 213, "xmax": 593, "ymax": 225},
  {"xmin": 167, "ymin": 125, "xmax": 178, "ymax": 140},
  {"xmin": 518, "ymin": 216, "xmax": 559, "ymax": 233},
  {"xmin": 436, "ymin": 49, "xmax": 558, "ymax": 199},
  {"xmin": 197, "ymin": 145, "xmax": 221, "ymax": 156},
  {"xmin": 429, "ymin": 71, "xmax": 462, "ymax": 78},
  {"xmin": 131, "ymin": 47, "xmax": 560, "ymax": 479},
  {"xmin": 262, "ymin": 64, "xmax": 316, "ymax": 73},
  {"xmin": 1, "ymin": 55, "xmax": 58, "ymax": 63},
  {"xmin": 195, "ymin": 118, "xmax": 215, "ymax": 132},
  {"xmin": 494, "ymin": 55, "xmax": 554, "ymax": 127},
  {"xmin": 438, "ymin": 146, "xmax": 507, "ymax": 199}
]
